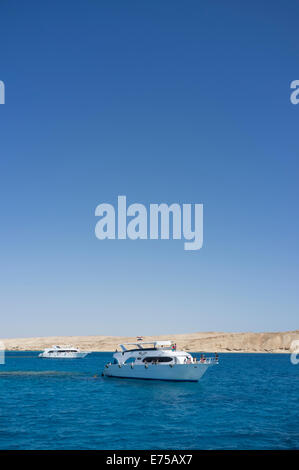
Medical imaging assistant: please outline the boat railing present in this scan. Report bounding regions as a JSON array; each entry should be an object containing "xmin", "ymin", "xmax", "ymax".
[
  {"xmin": 195, "ymin": 357, "xmax": 218, "ymax": 364},
  {"xmin": 107, "ymin": 356, "xmax": 219, "ymax": 367}
]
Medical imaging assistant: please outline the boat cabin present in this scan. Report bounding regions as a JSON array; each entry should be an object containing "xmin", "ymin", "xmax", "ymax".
[{"xmin": 112, "ymin": 341, "xmax": 194, "ymax": 365}]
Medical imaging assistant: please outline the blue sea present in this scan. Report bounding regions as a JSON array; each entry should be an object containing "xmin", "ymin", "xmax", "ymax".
[{"xmin": 0, "ymin": 352, "xmax": 298, "ymax": 450}]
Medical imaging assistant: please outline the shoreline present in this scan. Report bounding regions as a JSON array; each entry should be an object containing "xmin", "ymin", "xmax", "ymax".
[{"xmin": 1, "ymin": 330, "xmax": 298, "ymax": 354}]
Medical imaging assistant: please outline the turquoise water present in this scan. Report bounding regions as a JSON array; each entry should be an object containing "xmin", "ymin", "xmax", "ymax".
[{"xmin": 0, "ymin": 352, "xmax": 298, "ymax": 450}]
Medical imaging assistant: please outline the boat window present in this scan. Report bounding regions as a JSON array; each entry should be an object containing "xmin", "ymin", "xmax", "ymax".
[{"xmin": 142, "ymin": 356, "xmax": 173, "ymax": 363}]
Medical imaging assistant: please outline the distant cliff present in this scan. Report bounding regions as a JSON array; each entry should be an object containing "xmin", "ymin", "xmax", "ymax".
[{"xmin": 2, "ymin": 330, "xmax": 299, "ymax": 353}]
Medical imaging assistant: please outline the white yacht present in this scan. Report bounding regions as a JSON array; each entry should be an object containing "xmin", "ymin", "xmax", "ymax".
[
  {"xmin": 38, "ymin": 345, "xmax": 89, "ymax": 359},
  {"xmin": 102, "ymin": 340, "xmax": 218, "ymax": 382}
]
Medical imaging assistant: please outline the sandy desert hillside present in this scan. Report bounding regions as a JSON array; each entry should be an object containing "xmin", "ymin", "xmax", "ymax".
[{"xmin": 1, "ymin": 331, "xmax": 299, "ymax": 353}]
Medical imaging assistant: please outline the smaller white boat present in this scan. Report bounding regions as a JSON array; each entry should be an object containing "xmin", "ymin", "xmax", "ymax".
[{"xmin": 38, "ymin": 345, "xmax": 89, "ymax": 359}]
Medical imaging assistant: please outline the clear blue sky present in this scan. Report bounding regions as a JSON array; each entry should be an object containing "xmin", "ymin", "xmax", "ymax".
[{"xmin": 0, "ymin": 1, "xmax": 298, "ymax": 337}]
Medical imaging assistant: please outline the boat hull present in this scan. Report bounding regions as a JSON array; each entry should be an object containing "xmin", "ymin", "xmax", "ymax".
[{"xmin": 102, "ymin": 363, "xmax": 213, "ymax": 382}]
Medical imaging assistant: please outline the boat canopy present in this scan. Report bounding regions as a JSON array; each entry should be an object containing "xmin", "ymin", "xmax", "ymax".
[
  {"xmin": 119, "ymin": 340, "xmax": 173, "ymax": 351},
  {"xmin": 154, "ymin": 341, "xmax": 172, "ymax": 347}
]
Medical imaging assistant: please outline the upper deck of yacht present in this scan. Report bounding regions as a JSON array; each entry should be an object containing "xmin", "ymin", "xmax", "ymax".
[{"xmin": 119, "ymin": 341, "xmax": 173, "ymax": 352}]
